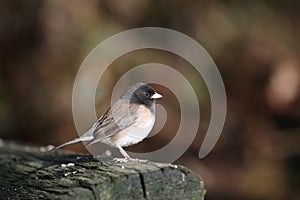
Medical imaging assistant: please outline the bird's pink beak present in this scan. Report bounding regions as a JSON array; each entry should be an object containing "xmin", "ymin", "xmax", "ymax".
[{"xmin": 151, "ymin": 92, "xmax": 163, "ymax": 99}]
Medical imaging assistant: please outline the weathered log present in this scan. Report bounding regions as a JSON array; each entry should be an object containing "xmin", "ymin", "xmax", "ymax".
[{"xmin": 0, "ymin": 141, "xmax": 205, "ymax": 199}]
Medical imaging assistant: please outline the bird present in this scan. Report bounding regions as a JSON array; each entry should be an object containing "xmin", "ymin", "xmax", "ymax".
[{"xmin": 51, "ymin": 82, "xmax": 162, "ymax": 161}]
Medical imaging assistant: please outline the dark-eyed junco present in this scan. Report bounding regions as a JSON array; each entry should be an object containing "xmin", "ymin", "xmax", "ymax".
[{"xmin": 51, "ymin": 82, "xmax": 162, "ymax": 160}]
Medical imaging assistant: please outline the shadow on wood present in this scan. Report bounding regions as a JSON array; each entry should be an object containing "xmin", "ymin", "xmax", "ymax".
[{"xmin": 0, "ymin": 141, "xmax": 205, "ymax": 199}]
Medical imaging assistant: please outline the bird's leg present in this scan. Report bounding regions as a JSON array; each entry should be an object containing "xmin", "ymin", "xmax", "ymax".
[
  {"xmin": 113, "ymin": 144, "xmax": 132, "ymax": 162},
  {"xmin": 114, "ymin": 144, "xmax": 148, "ymax": 163},
  {"xmin": 116, "ymin": 144, "xmax": 131, "ymax": 160}
]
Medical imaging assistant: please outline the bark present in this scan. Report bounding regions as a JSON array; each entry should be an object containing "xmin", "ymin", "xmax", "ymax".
[{"xmin": 0, "ymin": 141, "xmax": 205, "ymax": 200}]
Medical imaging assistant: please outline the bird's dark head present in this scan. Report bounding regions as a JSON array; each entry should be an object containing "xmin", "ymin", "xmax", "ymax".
[{"xmin": 122, "ymin": 82, "xmax": 162, "ymax": 107}]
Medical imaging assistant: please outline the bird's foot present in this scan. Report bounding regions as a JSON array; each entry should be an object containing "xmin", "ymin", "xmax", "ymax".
[
  {"xmin": 130, "ymin": 158, "xmax": 148, "ymax": 163},
  {"xmin": 113, "ymin": 157, "xmax": 149, "ymax": 163},
  {"xmin": 113, "ymin": 158, "xmax": 128, "ymax": 163}
]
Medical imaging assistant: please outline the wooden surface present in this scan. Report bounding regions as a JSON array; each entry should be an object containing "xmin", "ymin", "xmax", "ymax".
[{"xmin": 0, "ymin": 141, "xmax": 205, "ymax": 199}]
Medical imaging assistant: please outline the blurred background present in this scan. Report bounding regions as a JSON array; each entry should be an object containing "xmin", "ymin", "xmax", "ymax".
[{"xmin": 1, "ymin": 0, "xmax": 300, "ymax": 199}]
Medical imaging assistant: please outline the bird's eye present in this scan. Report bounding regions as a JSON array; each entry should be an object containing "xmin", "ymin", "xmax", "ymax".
[{"xmin": 144, "ymin": 93, "xmax": 150, "ymax": 97}]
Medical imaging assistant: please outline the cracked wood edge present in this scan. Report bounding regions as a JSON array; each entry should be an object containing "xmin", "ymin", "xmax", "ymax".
[{"xmin": 0, "ymin": 141, "xmax": 205, "ymax": 199}]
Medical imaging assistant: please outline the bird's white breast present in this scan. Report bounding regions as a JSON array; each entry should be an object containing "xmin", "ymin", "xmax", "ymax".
[{"xmin": 111, "ymin": 104, "xmax": 155, "ymax": 147}]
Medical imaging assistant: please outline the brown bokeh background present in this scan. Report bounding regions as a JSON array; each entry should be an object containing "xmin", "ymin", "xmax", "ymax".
[{"xmin": 1, "ymin": 1, "xmax": 300, "ymax": 199}]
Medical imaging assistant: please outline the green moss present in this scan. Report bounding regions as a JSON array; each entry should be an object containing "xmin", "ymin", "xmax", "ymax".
[{"xmin": 0, "ymin": 141, "xmax": 205, "ymax": 199}]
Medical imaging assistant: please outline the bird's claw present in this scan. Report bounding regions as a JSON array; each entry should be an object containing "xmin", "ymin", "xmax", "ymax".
[
  {"xmin": 113, "ymin": 158, "xmax": 149, "ymax": 163},
  {"xmin": 113, "ymin": 158, "xmax": 128, "ymax": 163}
]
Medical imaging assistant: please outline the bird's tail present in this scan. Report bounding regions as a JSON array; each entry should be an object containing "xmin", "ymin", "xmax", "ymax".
[{"xmin": 50, "ymin": 129, "xmax": 94, "ymax": 151}]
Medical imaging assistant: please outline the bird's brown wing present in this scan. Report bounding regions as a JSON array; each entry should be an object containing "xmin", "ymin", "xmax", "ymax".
[{"xmin": 85, "ymin": 99, "xmax": 139, "ymax": 146}]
